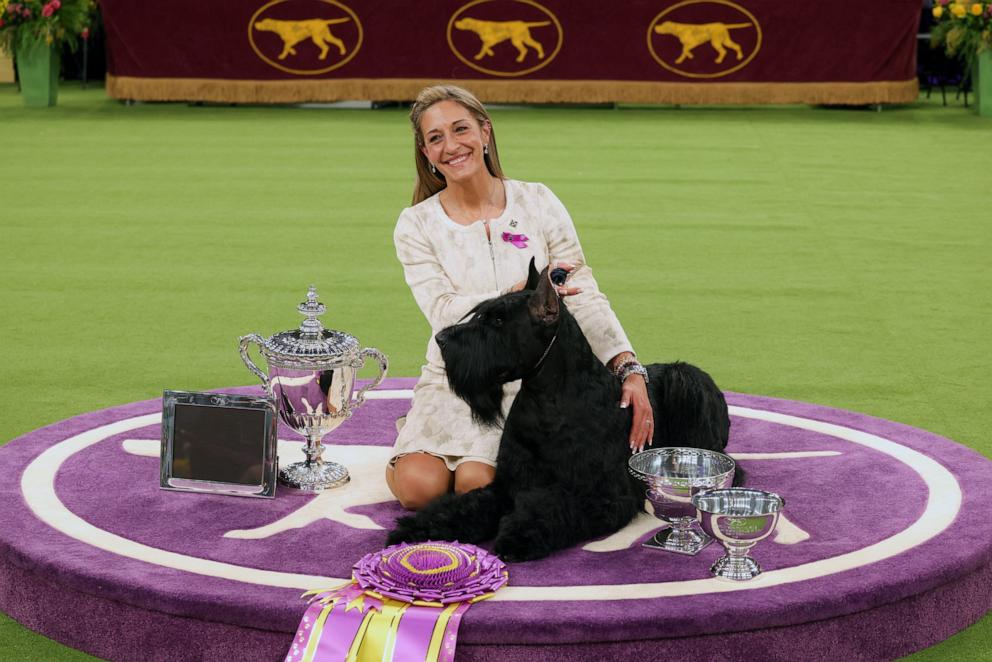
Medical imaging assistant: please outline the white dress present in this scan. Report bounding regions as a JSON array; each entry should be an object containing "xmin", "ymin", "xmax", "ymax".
[{"xmin": 391, "ymin": 179, "xmax": 634, "ymax": 468}]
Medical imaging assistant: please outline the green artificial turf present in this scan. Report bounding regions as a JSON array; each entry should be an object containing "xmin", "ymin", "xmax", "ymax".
[{"xmin": 0, "ymin": 83, "xmax": 989, "ymax": 661}]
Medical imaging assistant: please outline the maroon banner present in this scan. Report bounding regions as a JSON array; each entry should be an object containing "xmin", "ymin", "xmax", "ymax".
[{"xmin": 101, "ymin": 0, "xmax": 920, "ymax": 104}]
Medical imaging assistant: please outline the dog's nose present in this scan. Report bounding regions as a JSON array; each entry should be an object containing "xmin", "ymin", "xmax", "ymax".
[{"xmin": 435, "ymin": 328, "xmax": 450, "ymax": 349}]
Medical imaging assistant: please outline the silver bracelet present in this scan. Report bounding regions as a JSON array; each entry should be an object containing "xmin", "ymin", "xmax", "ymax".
[
  {"xmin": 618, "ymin": 361, "xmax": 649, "ymax": 384},
  {"xmin": 612, "ymin": 355, "xmax": 637, "ymax": 378}
]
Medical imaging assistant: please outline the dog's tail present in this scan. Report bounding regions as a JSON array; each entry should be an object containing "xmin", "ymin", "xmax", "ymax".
[
  {"xmin": 650, "ymin": 361, "xmax": 731, "ymax": 452},
  {"xmin": 657, "ymin": 361, "xmax": 743, "ymax": 484},
  {"xmin": 732, "ymin": 464, "xmax": 747, "ymax": 487}
]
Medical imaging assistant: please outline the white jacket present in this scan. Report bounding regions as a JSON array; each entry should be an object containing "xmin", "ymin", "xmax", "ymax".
[{"xmin": 391, "ymin": 179, "xmax": 633, "ymax": 466}]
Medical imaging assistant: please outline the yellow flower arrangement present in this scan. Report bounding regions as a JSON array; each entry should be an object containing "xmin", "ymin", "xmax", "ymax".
[{"xmin": 932, "ymin": 0, "xmax": 992, "ymax": 61}]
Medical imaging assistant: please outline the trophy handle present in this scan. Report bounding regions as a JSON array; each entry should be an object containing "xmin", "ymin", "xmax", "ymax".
[
  {"xmin": 239, "ymin": 334, "xmax": 271, "ymax": 396},
  {"xmin": 352, "ymin": 347, "xmax": 388, "ymax": 409}
]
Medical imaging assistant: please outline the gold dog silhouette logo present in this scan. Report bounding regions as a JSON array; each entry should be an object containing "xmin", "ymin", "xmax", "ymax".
[
  {"xmin": 448, "ymin": 0, "xmax": 563, "ymax": 77},
  {"xmin": 249, "ymin": 0, "xmax": 362, "ymax": 75},
  {"xmin": 647, "ymin": 0, "xmax": 761, "ymax": 79}
]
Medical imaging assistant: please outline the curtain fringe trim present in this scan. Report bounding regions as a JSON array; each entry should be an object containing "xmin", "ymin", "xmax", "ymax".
[{"xmin": 105, "ymin": 76, "xmax": 920, "ymax": 106}]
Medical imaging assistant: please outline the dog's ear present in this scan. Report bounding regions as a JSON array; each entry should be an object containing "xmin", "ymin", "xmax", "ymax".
[
  {"xmin": 528, "ymin": 266, "xmax": 559, "ymax": 326},
  {"xmin": 525, "ymin": 257, "xmax": 541, "ymax": 290}
]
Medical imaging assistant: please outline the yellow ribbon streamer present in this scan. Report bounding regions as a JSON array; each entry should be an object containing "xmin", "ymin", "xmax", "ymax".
[
  {"xmin": 424, "ymin": 603, "xmax": 461, "ymax": 661},
  {"xmin": 353, "ymin": 599, "xmax": 410, "ymax": 662},
  {"xmin": 344, "ymin": 608, "xmax": 376, "ymax": 662},
  {"xmin": 302, "ymin": 580, "xmax": 354, "ymax": 603}
]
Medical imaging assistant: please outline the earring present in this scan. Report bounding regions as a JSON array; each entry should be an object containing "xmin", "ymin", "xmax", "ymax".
[
  {"xmin": 484, "ymin": 144, "xmax": 489, "ymax": 156},
  {"xmin": 430, "ymin": 162, "xmax": 437, "ymax": 174}
]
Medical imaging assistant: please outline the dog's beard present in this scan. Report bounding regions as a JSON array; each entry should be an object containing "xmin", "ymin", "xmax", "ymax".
[
  {"xmin": 438, "ymin": 323, "xmax": 513, "ymax": 428},
  {"xmin": 447, "ymin": 376, "xmax": 505, "ymax": 428}
]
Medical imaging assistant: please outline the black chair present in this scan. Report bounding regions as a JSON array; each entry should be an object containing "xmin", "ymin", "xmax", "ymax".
[{"xmin": 917, "ymin": 1, "xmax": 970, "ymax": 105}]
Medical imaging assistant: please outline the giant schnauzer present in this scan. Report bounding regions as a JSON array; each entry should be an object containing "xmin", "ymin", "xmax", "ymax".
[{"xmin": 387, "ymin": 260, "xmax": 731, "ymax": 561}]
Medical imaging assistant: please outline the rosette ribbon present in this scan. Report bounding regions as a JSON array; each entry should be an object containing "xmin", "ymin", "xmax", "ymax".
[{"xmin": 286, "ymin": 541, "xmax": 508, "ymax": 662}]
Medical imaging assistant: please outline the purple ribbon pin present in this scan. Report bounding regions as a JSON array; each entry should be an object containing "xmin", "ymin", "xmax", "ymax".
[{"xmin": 501, "ymin": 232, "xmax": 528, "ymax": 249}]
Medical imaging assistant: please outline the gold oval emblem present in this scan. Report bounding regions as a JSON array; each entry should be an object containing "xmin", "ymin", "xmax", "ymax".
[
  {"xmin": 249, "ymin": 0, "xmax": 363, "ymax": 76},
  {"xmin": 647, "ymin": 0, "xmax": 761, "ymax": 79},
  {"xmin": 447, "ymin": 0, "xmax": 563, "ymax": 78}
]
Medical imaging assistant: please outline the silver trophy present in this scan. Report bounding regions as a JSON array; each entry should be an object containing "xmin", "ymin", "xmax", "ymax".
[
  {"xmin": 693, "ymin": 488, "xmax": 784, "ymax": 581},
  {"xmin": 240, "ymin": 286, "xmax": 387, "ymax": 492},
  {"xmin": 628, "ymin": 447, "xmax": 736, "ymax": 555}
]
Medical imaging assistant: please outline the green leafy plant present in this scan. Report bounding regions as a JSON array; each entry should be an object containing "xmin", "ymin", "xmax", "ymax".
[{"xmin": 0, "ymin": 0, "xmax": 96, "ymax": 55}]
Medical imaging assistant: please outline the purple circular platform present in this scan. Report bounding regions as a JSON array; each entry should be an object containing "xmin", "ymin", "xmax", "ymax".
[{"xmin": 1, "ymin": 377, "xmax": 991, "ymax": 661}]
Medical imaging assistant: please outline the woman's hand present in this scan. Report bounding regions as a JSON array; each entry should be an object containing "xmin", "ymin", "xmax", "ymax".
[
  {"xmin": 548, "ymin": 261, "xmax": 583, "ymax": 297},
  {"xmin": 611, "ymin": 351, "xmax": 653, "ymax": 452},
  {"xmin": 621, "ymin": 373, "xmax": 653, "ymax": 453},
  {"xmin": 508, "ymin": 261, "xmax": 583, "ymax": 296}
]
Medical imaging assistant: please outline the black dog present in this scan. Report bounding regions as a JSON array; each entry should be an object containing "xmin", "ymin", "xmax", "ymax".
[{"xmin": 387, "ymin": 260, "xmax": 731, "ymax": 561}]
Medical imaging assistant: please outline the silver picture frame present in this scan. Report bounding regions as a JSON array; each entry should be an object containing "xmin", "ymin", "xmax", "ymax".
[{"xmin": 160, "ymin": 390, "xmax": 278, "ymax": 498}]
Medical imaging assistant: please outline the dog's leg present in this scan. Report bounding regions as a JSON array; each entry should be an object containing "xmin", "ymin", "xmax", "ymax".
[
  {"xmin": 724, "ymin": 36, "xmax": 744, "ymax": 60},
  {"xmin": 523, "ymin": 34, "xmax": 544, "ymax": 59},
  {"xmin": 387, "ymin": 486, "xmax": 507, "ymax": 546},
  {"xmin": 510, "ymin": 37, "xmax": 529, "ymax": 63},
  {"xmin": 474, "ymin": 40, "xmax": 496, "ymax": 60},
  {"xmin": 312, "ymin": 37, "xmax": 329, "ymax": 60},
  {"xmin": 327, "ymin": 34, "xmax": 347, "ymax": 55},
  {"xmin": 494, "ymin": 486, "xmax": 640, "ymax": 562},
  {"xmin": 711, "ymin": 39, "xmax": 727, "ymax": 64}
]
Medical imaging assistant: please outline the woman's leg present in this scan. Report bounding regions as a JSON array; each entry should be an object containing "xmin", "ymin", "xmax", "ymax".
[
  {"xmin": 454, "ymin": 461, "xmax": 495, "ymax": 495},
  {"xmin": 386, "ymin": 453, "xmax": 452, "ymax": 510},
  {"xmin": 387, "ymin": 462, "xmax": 504, "ymax": 546}
]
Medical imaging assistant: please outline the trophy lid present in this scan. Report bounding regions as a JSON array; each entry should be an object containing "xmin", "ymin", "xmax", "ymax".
[{"xmin": 260, "ymin": 286, "xmax": 360, "ymax": 368}]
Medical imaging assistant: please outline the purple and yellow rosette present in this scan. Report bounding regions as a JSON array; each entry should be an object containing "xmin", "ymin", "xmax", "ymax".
[{"xmin": 286, "ymin": 541, "xmax": 508, "ymax": 662}]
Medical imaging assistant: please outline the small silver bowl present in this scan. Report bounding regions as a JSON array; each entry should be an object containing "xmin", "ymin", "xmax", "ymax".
[
  {"xmin": 628, "ymin": 447, "xmax": 736, "ymax": 555},
  {"xmin": 693, "ymin": 488, "xmax": 784, "ymax": 581}
]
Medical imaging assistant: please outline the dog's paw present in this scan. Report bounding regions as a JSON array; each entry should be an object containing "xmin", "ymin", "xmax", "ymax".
[
  {"xmin": 493, "ymin": 536, "xmax": 552, "ymax": 563},
  {"xmin": 493, "ymin": 520, "xmax": 553, "ymax": 562}
]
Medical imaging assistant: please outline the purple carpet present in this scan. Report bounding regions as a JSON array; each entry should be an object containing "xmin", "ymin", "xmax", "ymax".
[{"xmin": 1, "ymin": 377, "xmax": 991, "ymax": 661}]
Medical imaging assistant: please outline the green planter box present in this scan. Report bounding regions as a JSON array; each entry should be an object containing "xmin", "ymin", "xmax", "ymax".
[
  {"xmin": 976, "ymin": 49, "xmax": 992, "ymax": 118},
  {"xmin": 15, "ymin": 41, "xmax": 59, "ymax": 108}
]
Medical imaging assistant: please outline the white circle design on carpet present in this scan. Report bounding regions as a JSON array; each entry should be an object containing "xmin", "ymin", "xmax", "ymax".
[{"xmin": 19, "ymin": 392, "xmax": 961, "ymax": 601}]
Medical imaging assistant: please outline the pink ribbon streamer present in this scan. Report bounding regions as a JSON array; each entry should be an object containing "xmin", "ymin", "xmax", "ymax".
[
  {"xmin": 436, "ymin": 602, "xmax": 472, "ymax": 662},
  {"xmin": 285, "ymin": 601, "xmax": 325, "ymax": 662},
  {"xmin": 391, "ymin": 604, "xmax": 444, "ymax": 662},
  {"xmin": 314, "ymin": 604, "xmax": 368, "ymax": 661}
]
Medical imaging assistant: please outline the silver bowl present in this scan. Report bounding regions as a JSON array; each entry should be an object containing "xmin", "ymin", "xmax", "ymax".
[
  {"xmin": 693, "ymin": 488, "xmax": 784, "ymax": 581},
  {"xmin": 628, "ymin": 447, "xmax": 736, "ymax": 555}
]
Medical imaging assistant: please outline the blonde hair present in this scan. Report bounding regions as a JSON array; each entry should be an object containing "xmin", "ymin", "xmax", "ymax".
[{"xmin": 409, "ymin": 85, "xmax": 505, "ymax": 205}]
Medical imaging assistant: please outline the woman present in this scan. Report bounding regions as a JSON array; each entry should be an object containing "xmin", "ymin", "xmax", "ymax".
[{"xmin": 386, "ymin": 84, "xmax": 653, "ymax": 510}]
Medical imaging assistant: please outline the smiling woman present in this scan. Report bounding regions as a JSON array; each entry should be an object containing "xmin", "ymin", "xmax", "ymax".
[{"xmin": 384, "ymin": 84, "xmax": 654, "ymax": 511}]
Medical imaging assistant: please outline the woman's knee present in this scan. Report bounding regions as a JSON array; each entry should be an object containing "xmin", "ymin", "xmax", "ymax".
[
  {"xmin": 454, "ymin": 461, "xmax": 495, "ymax": 495},
  {"xmin": 389, "ymin": 454, "xmax": 452, "ymax": 510}
]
